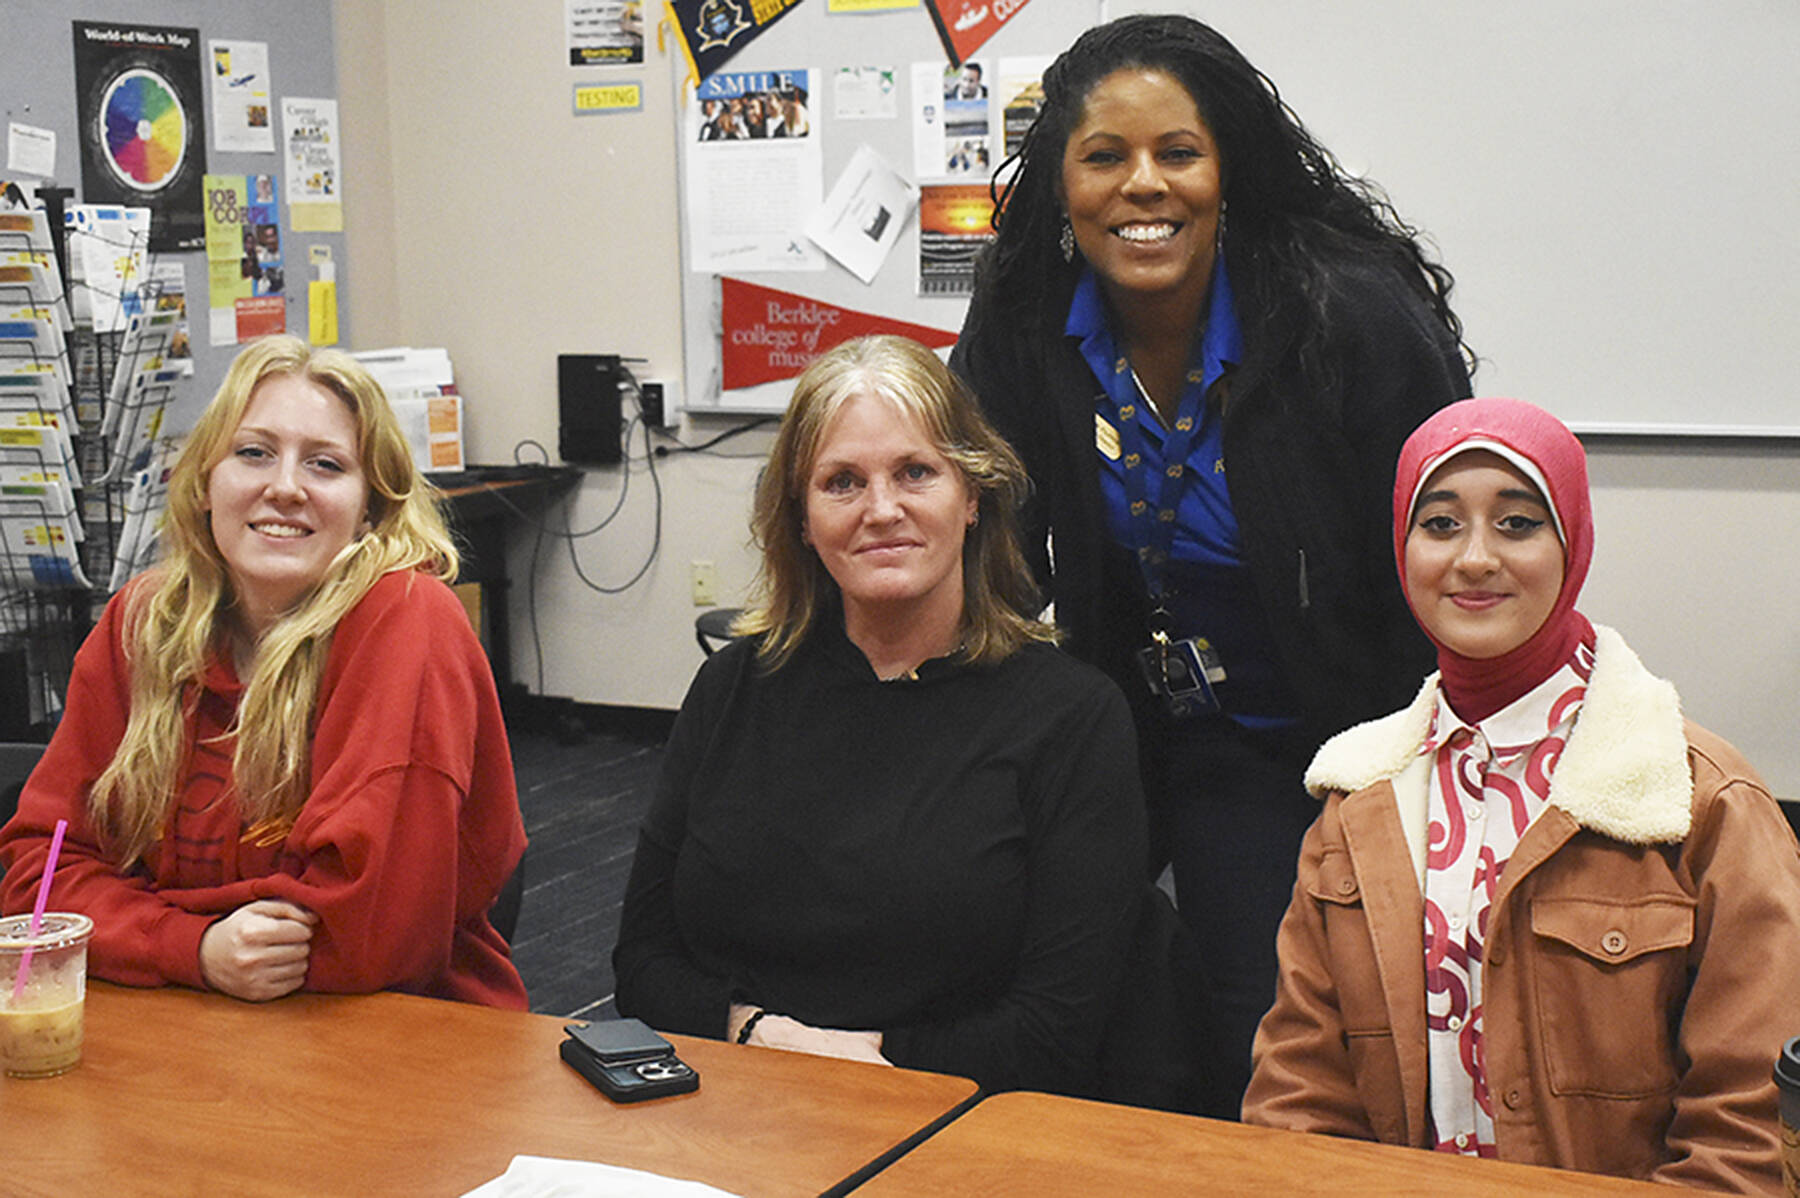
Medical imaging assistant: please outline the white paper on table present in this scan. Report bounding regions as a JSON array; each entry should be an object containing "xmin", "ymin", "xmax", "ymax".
[
  {"xmin": 803, "ymin": 144, "xmax": 917, "ymax": 285},
  {"xmin": 459, "ymin": 1155, "xmax": 744, "ymax": 1198}
]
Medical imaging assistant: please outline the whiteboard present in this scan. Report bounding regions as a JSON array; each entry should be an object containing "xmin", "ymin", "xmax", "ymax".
[
  {"xmin": 676, "ymin": 0, "xmax": 1800, "ymax": 435},
  {"xmin": 1116, "ymin": 0, "xmax": 1800, "ymax": 437}
]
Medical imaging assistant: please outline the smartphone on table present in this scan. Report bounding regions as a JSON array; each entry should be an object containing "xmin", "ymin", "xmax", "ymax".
[{"xmin": 561, "ymin": 1017, "xmax": 699, "ymax": 1103}]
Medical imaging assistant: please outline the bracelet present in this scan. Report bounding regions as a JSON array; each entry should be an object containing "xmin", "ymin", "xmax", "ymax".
[{"xmin": 736, "ymin": 1008, "xmax": 768, "ymax": 1044}]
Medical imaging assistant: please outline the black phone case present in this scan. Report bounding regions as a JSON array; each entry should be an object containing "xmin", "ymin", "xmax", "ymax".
[
  {"xmin": 564, "ymin": 1017, "xmax": 674, "ymax": 1065},
  {"xmin": 560, "ymin": 1038, "xmax": 699, "ymax": 1103}
]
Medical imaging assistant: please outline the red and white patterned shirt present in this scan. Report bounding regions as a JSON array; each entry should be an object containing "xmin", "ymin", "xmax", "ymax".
[{"xmin": 1422, "ymin": 642, "xmax": 1594, "ymax": 1155}]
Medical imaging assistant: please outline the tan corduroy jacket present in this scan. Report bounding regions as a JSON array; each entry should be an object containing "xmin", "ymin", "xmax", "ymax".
[{"xmin": 1243, "ymin": 626, "xmax": 1800, "ymax": 1194}]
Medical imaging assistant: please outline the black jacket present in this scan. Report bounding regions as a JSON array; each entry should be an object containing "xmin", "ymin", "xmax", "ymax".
[{"xmin": 950, "ymin": 258, "xmax": 1471, "ymax": 749}]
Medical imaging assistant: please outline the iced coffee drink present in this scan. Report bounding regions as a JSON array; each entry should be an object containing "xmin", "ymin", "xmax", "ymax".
[{"xmin": 0, "ymin": 912, "xmax": 94, "ymax": 1079}]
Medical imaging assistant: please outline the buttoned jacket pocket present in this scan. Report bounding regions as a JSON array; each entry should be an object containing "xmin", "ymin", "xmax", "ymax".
[
  {"xmin": 1528, "ymin": 895, "xmax": 1694, "ymax": 1098},
  {"xmin": 1306, "ymin": 844, "xmax": 1405, "ymax": 1137},
  {"xmin": 1308, "ymin": 848, "xmax": 1363, "ymax": 907}
]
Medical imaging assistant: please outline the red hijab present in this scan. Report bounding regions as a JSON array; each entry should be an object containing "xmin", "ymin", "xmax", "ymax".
[{"xmin": 1393, "ymin": 398, "xmax": 1595, "ymax": 723}]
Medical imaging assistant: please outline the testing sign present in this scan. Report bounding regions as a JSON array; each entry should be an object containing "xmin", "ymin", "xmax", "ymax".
[{"xmin": 721, "ymin": 277, "xmax": 956, "ymax": 391}]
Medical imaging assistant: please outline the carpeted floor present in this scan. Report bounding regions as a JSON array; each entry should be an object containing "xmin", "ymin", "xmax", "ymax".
[{"xmin": 506, "ymin": 711, "xmax": 670, "ymax": 1018}]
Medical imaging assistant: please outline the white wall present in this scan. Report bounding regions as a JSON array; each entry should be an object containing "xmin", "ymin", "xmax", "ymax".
[
  {"xmin": 339, "ymin": 1, "xmax": 1800, "ymax": 797},
  {"xmin": 337, "ymin": 0, "xmax": 767, "ymax": 718}
]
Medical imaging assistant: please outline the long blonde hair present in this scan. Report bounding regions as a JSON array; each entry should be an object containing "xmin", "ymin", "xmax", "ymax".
[
  {"xmin": 90, "ymin": 335, "xmax": 458, "ymax": 864},
  {"xmin": 738, "ymin": 335, "xmax": 1054, "ymax": 668}
]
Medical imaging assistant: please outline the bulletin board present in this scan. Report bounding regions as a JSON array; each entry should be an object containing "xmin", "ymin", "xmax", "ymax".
[
  {"xmin": 672, "ymin": 1, "xmax": 1101, "ymax": 417},
  {"xmin": 1, "ymin": 1, "xmax": 346, "ymax": 430}
]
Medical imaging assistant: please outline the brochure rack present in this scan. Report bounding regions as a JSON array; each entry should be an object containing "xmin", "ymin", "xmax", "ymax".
[{"xmin": 0, "ymin": 193, "xmax": 187, "ymax": 737}]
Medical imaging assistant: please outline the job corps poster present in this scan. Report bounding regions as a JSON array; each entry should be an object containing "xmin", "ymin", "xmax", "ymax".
[{"xmin": 71, "ymin": 21, "xmax": 208, "ymax": 252}]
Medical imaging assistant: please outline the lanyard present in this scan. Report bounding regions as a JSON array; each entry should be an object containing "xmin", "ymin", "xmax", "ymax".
[{"xmin": 1110, "ymin": 358, "xmax": 1211, "ymax": 613}]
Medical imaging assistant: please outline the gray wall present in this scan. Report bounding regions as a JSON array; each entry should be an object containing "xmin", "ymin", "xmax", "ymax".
[{"xmin": 2, "ymin": 0, "xmax": 346, "ymax": 429}]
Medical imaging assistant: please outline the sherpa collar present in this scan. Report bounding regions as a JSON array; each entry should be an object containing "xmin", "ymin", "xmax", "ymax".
[{"xmin": 1304, "ymin": 625, "xmax": 1691, "ymax": 844}]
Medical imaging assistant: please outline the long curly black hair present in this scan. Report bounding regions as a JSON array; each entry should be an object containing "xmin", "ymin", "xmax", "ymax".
[{"xmin": 979, "ymin": 14, "xmax": 1469, "ymax": 380}]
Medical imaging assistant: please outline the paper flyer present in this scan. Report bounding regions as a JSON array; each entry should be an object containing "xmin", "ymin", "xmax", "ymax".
[
  {"xmin": 997, "ymin": 56, "xmax": 1052, "ymax": 157},
  {"xmin": 916, "ymin": 182, "xmax": 994, "ymax": 296},
  {"xmin": 684, "ymin": 68, "xmax": 823, "ymax": 273},
  {"xmin": 108, "ymin": 443, "xmax": 177, "ymax": 591},
  {"xmin": 833, "ymin": 67, "xmax": 898, "ymax": 121},
  {"xmin": 65, "ymin": 205, "xmax": 151, "ymax": 335},
  {"xmin": 6, "ymin": 123, "xmax": 56, "ymax": 179},
  {"xmin": 282, "ymin": 98, "xmax": 343, "ymax": 233},
  {"xmin": 71, "ymin": 21, "xmax": 209, "ymax": 251},
  {"xmin": 567, "ymin": 1, "xmax": 645, "ymax": 65},
  {"xmin": 911, "ymin": 60, "xmax": 994, "ymax": 180},
  {"xmin": 804, "ymin": 144, "xmax": 916, "ymax": 285},
  {"xmin": 202, "ymin": 173, "xmax": 286, "ymax": 345},
  {"xmin": 207, "ymin": 40, "xmax": 275, "ymax": 154}
]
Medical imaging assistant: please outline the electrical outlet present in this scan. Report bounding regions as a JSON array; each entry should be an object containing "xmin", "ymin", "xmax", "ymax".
[
  {"xmin": 690, "ymin": 560, "xmax": 719, "ymax": 607},
  {"xmin": 639, "ymin": 380, "xmax": 665, "ymax": 426},
  {"xmin": 643, "ymin": 377, "xmax": 680, "ymax": 428}
]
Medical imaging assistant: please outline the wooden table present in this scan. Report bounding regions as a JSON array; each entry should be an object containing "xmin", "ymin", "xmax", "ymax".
[
  {"xmin": 855, "ymin": 1091, "xmax": 1678, "ymax": 1196},
  {"xmin": 0, "ymin": 983, "xmax": 977, "ymax": 1197}
]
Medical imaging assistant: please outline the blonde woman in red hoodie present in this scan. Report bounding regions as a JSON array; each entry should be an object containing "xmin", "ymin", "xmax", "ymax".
[{"xmin": 0, "ymin": 335, "xmax": 526, "ymax": 1008}]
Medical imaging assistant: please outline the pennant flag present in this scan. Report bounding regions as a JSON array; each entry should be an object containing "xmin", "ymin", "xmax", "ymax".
[
  {"xmin": 721, "ymin": 277, "xmax": 957, "ymax": 391},
  {"xmin": 663, "ymin": 0, "xmax": 803, "ymax": 87},
  {"xmin": 923, "ymin": 0, "xmax": 1035, "ymax": 68}
]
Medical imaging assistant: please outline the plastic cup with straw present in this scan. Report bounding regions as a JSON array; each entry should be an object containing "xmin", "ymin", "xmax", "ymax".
[
  {"xmin": 2, "ymin": 818, "xmax": 95, "ymax": 1078},
  {"xmin": 11, "ymin": 818, "xmax": 69, "ymax": 1002}
]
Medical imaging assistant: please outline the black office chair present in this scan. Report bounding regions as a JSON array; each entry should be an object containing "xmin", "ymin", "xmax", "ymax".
[
  {"xmin": 489, "ymin": 852, "xmax": 526, "ymax": 946},
  {"xmin": 1780, "ymin": 799, "xmax": 1800, "ymax": 847},
  {"xmin": 695, "ymin": 607, "xmax": 745, "ymax": 656},
  {"xmin": 1, "ymin": 741, "xmax": 46, "ymax": 832}
]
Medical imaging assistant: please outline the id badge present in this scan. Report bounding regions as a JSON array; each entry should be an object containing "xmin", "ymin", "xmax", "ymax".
[{"xmin": 1136, "ymin": 636, "xmax": 1226, "ymax": 719}]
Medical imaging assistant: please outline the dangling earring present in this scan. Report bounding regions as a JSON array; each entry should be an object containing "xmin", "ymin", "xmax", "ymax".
[
  {"xmin": 1059, "ymin": 217, "xmax": 1075, "ymax": 263},
  {"xmin": 1215, "ymin": 199, "xmax": 1228, "ymax": 253}
]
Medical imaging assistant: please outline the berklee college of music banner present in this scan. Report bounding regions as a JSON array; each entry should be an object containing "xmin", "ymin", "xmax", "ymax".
[{"xmin": 721, "ymin": 277, "xmax": 955, "ymax": 390}]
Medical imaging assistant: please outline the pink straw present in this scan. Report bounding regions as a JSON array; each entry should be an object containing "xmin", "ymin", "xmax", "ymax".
[{"xmin": 10, "ymin": 818, "xmax": 68, "ymax": 1002}]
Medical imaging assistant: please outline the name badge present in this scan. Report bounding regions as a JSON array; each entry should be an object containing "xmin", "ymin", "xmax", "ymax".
[{"xmin": 1095, "ymin": 413, "xmax": 1121, "ymax": 460}]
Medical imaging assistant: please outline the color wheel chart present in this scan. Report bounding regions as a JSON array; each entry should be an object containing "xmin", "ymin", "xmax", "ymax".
[{"xmin": 98, "ymin": 69, "xmax": 188, "ymax": 193}]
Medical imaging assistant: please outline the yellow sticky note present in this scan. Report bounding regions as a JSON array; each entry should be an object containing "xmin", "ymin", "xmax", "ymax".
[{"xmin": 308, "ymin": 280, "xmax": 338, "ymax": 346}]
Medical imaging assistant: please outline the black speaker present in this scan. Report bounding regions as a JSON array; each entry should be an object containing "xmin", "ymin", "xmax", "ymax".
[{"xmin": 558, "ymin": 354, "xmax": 624, "ymax": 465}]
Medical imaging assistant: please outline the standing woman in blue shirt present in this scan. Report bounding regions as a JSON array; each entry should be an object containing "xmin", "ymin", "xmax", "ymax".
[{"xmin": 950, "ymin": 13, "xmax": 1471, "ymax": 1118}]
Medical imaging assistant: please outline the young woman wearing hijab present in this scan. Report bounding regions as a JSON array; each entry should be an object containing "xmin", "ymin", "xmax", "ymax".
[
  {"xmin": 1243, "ymin": 398, "xmax": 1800, "ymax": 1191},
  {"xmin": 949, "ymin": 13, "xmax": 1471, "ymax": 1116}
]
